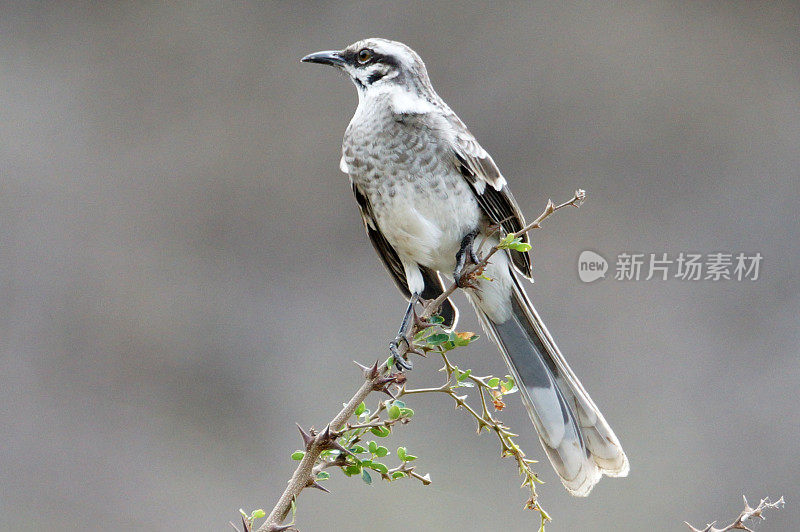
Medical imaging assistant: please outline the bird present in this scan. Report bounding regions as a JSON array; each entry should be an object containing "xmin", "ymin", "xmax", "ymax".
[{"xmin": 302, "ymin": 38, "xmax": 628, "ymax": 496}]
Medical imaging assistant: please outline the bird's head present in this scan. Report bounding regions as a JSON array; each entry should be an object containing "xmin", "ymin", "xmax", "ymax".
[{"xmin": 302, "ymin": 38, "xmax": 431, "ymax": 95}]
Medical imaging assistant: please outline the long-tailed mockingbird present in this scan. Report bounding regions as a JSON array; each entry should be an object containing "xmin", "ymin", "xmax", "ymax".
[{"xmin": 302, "ymin": 38, "xmax": 628, "ymax": 496}]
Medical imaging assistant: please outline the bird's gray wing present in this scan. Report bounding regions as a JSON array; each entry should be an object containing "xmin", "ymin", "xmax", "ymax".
[
  {"xmin": 351, "ymin": 183, "xmax": 458, "ymax": 327},
  {"xmin": 446, "ymin": 115, "xmax": 532, "ymax": 277}
]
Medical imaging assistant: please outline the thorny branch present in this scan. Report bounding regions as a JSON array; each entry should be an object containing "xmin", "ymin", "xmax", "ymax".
[
  {"xmin": 250, "ymin": 190, "xmax": 585, "ymax": 532},
  {"xmin": 256, "ymin": 363, "xmax": 406, "ymax": 532},
  {"xmin": 685, "ymin": 496, "xmax": 785, "ymax": 532}
]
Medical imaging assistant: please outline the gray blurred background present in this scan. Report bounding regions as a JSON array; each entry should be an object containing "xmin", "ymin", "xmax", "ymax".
[{"xmin": 1, "ymin": 2, "xmax": 798, "ymax": 531}]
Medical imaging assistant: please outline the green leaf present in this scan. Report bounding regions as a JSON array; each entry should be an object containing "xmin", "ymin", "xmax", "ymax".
[
  {"xmin": 488, "ymin": 377, "xmax": 500, "ymax": 388},
  {"xmin": 251, "ymin": 509, "xmax": 265, "ymax": 519},
  {"xmin": 404, "ymin": 453, "xmax": 418, "ymax": 461},
  {"xmin": 456, "ymin": 369, "xmax": 472, "ymax": 382},
  {"xmin": 316, "ymin": 471, "xmax": 330, "ymax": 480},
  {"xmin": 368, "ymin": 441, "xmax": 378, "ymax": 454},
  {"xmin": 350, "ymin": 445, "xmax": 366, "ymax": 454},
  {"xmin": 361, "ymin": 469, "xmax": 372, "ymax": 485},
  {"xmin": 368, "ymin": 462, "xmax": 388, "ymax": 474},
  {"xmin": 391, "ymin": 471, "xmax": 407, "ymax": 480},
  {"xmin": 344, "ymin": 464, "xmax": 361, "ymax": 476},
  {"xmin": 375, "ymin": 446, "xmax": 389, "ymax": 457},
  {"xmin": 497, "ymin": 234, "xmax": 532, "ymax": 252},
  {"xmin": 500, "ymin": 375, "xmax": 519, "ymax": 394},
  {"xmin": 397, "ymin": 447, "xmax": 407, "ymax": 461},
  {"xmin": 429, "ymin": 315, "xmax": 445, "ymax": 324},
  {"xmin": 370, "ymin": 426, "xmax": 391, "ymax": 437},
  {"xmin": 354, "ymin": 402, "xmax": 365, "ymax": 416},
  {"xmin": 498, "ymin": 234, "xmax": 516, "ymax": 247},
  {"xmin": 393, "ymin": 400, "xmax": 405, "ymax": 408},
  {"xmin": 514, "ymin": 242, "xmax": 532, "ymax": 252},
  {"xmin": 291, "ymin": 451, "xmax": 305, "ymax": 460},
  {"xmin": 388, "ymin": 404, "xmax": 401, "ymax": 420},
  {"xmin": 414, "ymin": 326, "xmax": 435, "ymax": 342},
  {"xmin": 426, "ymin": 333, "xmax": 450, "ymax": 346},
  {"xmin": 399, "ymin": 407, "xmax": 414, "ymax": 418}
]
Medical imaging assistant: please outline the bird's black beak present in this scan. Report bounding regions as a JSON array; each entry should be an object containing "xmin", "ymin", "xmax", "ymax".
[{"xmin": 301, "ymin": 50, "xmax": 345, "ymax": 68}]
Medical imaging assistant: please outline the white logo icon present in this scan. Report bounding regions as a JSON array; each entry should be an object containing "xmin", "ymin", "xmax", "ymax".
[{"xmin": 578, "ymin": 251, "xmax": 608, "ymax": 283}]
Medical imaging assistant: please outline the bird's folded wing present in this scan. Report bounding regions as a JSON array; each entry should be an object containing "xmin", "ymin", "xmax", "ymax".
[
  {"xmin": 352, "ymin": 182, "xmax": 410, "ymax": 298},
  {"xmin": 443, "ymin": 112, "xmax": 532, "ymax": 278}
]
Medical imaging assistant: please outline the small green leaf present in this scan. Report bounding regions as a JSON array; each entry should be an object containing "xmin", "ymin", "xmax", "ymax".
[
  {"xmin": 404, "ymin": 453, "xmax": 418, "ymax": 461},
  {"xmin": 429, "ymin": 315, "xmax": 445, "ymax": 324},
  {"xmin": 515, "ymin": 242, "xmax": 532, "ymax": 252},
  {"xmin": 251, "ymin": 509, "xmax": 265, "ymax": 520},
  {"xmin": 344, "ymin": 464, "xmax": 361, "ymax": 476},
  {"xmin": 316, "ymin": 471, "xmax": 330, "ymax": 480},
  {"xmin": 500, "ymin": 375, "xmax": 519, "ymax": 394},
  {"xmin": 388, "ymin": 404, "xmax": 401, "ymax": 420},
  {"xmin": 361, "ymin": 469, "xmax": 372, "ymax": 485},
  {"xmin": 291, "ymin": 451, "xmax": 305, "ymax": 460},
  {"xmin": 368, "ymin": 441, "xmax": 378, "ymax": 454},
  {"xmin": 370, "ymin": 426, "xmax": 391, "ymax": 437},
  {"xmin": 368, "ymin": 462, "xmax": 388, "ymax": 474},
  {"xmin": 350, "ymin": 445, "xmax": 366, "ymax": 454},
  {"xmin": 354, "ymin": 402, "xmax": 365, "ymax": 416},
  {"xmin": 375, "ymin": 446, "xmax": 389, "ymax": 457},
  {"xmin": 426, "ymin": 333, "xmax": 450, "ymax": 346},
  {"xmin": 399, "ymin": 407, "xmax": 414, "ymax": 418},
  {"xmin": 393, "ymin": 400, "xmax": 405, "ymax": 408},
  {"xmin": 498, "ymin": 234, "xmax": 515, "ymax": 247},
  {"xmin": 456, "ymin": 369, "xmax": 472, "ymax": 382},
  {"xmin": 488, "ymin": 377, "xmax": 500, "ymax": 388},
  {"xmin": 397, "ymin": 447, "xmax": 407, "ymax": 461},
  {"xmin": 414, "ymin": 326, "xmax": 435, "ymax": 341},
  {"xmin": 391, "ymin": 471, "xmax": 407, "ymax": 480}
]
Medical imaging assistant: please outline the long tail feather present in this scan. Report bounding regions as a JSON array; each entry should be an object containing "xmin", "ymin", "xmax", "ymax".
[{"xmin": 468, "ymin": 268, "xmax": 628, "ymax": 496}]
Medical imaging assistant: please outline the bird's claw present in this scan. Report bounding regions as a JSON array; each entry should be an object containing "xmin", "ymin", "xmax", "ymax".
[
  {"xmin": 454, "ymin": 229, "xmax": 482, "ymax": 289},
  {"xmin": 389, "ymin": 340, "xmax": 413, "ymax": 371}
]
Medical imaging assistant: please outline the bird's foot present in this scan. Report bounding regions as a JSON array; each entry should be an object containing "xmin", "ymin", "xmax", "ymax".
[
  {"xmin": 389, "ymin": 337, "xmax": 413, "ymax": 371},
  {"xmin": 454, "ymin": 230, "xmax": 482, "ymax": 289},
  {"xmin": 389, "ymin": 294, "xmax": 421, "ymax": 371}
]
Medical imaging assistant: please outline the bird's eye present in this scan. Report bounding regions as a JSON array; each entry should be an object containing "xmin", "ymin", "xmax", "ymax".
[{"xmin": 357, "ymin": 49, "xmax": 373, "ymax": 64}]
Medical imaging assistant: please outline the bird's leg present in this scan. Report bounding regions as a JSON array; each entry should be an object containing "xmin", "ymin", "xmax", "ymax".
[
  {"xmin": 454, "ymin": 229, "xmax": 481, "ymax": 288},
  {"xmin": 390, "ymin": 293, "xmax": 419, "ymax": 371},
  {"xmin": 413, "ymin": 297, "xmax": 436, "ymax": 329}
]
